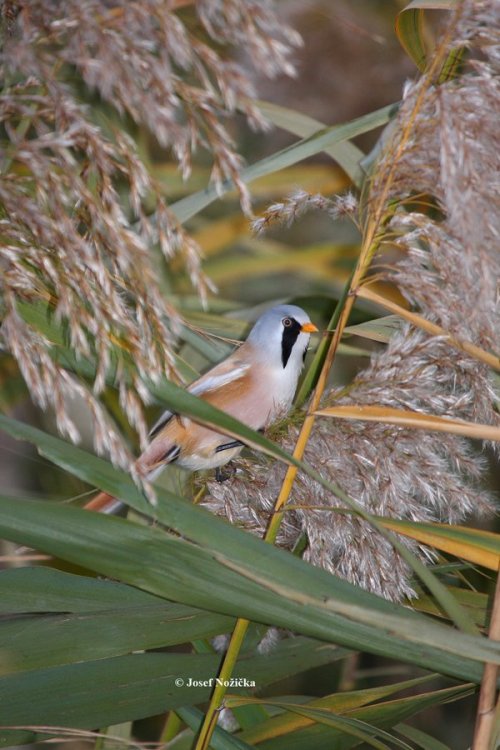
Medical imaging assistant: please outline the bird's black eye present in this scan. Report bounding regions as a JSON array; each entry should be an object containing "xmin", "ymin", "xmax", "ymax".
[{"xmin": 282, "ymin": 317, "xmax": 293, "ymax": 328}]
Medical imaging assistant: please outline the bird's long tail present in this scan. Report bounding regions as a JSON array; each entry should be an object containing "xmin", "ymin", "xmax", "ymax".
[
  {"xmin": 84, "ymin": 491, "xmax": 124, "ymax": 515},
  {"xmin": 83, "ymin": 439, "xmax": 181, "ymax": 514}
]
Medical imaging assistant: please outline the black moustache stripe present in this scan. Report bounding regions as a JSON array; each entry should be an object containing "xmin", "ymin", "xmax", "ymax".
[{"xmin": 281, "ymin": 318, "xmax": 303, "ymax": 368}]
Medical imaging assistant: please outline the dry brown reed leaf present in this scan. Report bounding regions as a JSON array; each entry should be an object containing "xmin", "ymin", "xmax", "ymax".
[{"xmin": 315, "ymin": 405, "xmax": 500, "ymax": 443}]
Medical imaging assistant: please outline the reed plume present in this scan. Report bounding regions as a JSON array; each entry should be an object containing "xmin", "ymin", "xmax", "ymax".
[
  {"xmin": 0, "ymin": 0, "xmax": 299, "ymax": 468},
  {"xmin": 202, "ymin": 0, "xmax": 500, "ymax": 602}
]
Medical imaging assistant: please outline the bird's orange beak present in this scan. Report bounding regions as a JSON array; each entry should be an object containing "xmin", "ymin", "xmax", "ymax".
[{"xmin": 300, "ymin": 322, "xmax": 318, "ymax": 333}]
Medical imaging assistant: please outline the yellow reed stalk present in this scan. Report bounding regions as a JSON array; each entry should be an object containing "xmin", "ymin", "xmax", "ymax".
[
  {"xmin": 472, "ymin": 566, "xmax": 500, "ymax": 749},
  {"xmin": 194, "ymin": 11, "xmax": 467, "ymax": 749}
]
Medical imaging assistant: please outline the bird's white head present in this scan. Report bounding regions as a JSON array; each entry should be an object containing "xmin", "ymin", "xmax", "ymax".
[{"xmin": 247, "ymin": 304, "xmax": 318, "ymax": 372}]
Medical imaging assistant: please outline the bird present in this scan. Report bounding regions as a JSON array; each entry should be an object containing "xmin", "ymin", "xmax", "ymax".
[{"xmin": 84, "ymin": 304, "xmax": 318, "ymax": 513}]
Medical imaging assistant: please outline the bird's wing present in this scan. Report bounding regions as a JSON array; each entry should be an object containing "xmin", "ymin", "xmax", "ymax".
[
  {"xmin": 148, "ymin": 348, "xmax": 250, "ymax": 439},
  {"xmin": 189, "ymin": 359, "xmax": 250, "ymax": 396},
  {"xmin": 148, "ymin": 408, "xmax": 174, "ymax": 439}
]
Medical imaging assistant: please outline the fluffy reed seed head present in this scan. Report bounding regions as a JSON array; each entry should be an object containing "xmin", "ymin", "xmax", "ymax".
[
  {"xmin": 0, "ymin": 0, "xmax": 299, "ymax": 467},
  {"xmin": 202, "ymin": 0, "xmax": 500, "ymax": 602}
]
